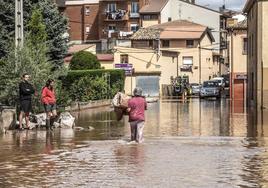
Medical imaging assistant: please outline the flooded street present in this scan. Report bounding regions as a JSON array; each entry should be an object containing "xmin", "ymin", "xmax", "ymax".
[{"xmin": 1, "ymin": 99, "xmax": 268, "ymax": 187}]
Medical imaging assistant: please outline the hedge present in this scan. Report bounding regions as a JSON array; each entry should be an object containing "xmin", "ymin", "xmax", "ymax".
[
  {"xmin": 63, "ymin": 69, "xmax": 125, "ymax": 87},
  {"xmin": 61, "ymin": 69, "xmax": 125, "ymax": 102}
]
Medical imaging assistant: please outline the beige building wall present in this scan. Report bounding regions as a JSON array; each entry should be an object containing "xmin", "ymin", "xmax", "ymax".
[
  {"xmin": 100, "ymin": 61, "xmax": 114, "ymax": 69},
  {"xmin": 262, "ymin": 2, "xmax": 268, "ymax": 107},
  {"xmin": 228, "ymin": 31, "xmax": 247, "ymax": 73},
  {"xmin": 246, "ymin": 0, "xmax": 268, "ymax": 108},
  {"xmin": 103, "ymin": 33, "xmax": 216, "ymax": 96},
  {"xmin": 142, "ymin": 20, "xmax": 159, "ymax": 28}
]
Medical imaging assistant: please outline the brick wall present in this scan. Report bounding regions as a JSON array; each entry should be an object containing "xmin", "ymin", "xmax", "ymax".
[{"xmin": 65, "ymin": 4, "xmax": 99, "ymax": 42}]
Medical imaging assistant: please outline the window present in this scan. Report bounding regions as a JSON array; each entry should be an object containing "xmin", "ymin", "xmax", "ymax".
[
  {"xmin": 85, "ymin": 6, "xmax": 90, "ymax": 15},
  {"xmin": 120, "ymin": 54, "xmax": 129, "ymax": 64},
  {"xmin": 107, "ymin": 3, "xmax": 116, "ymax": 12},
  {"xmin": 243, "ymin": 38, "xmax": 248, "ymax": 55},
  {"xmin": 168, "ymin": 17, "xmax": 172, "ymax": 22},
  {"xmin": 131, "ymin": 2, "xmax": 139, "ymax": 13},
  {"xmin": 108, "ymin": 25, "xmax": 116, "ymax": 31},
  {"xmin": 186, "ymin": 40, "xmax": 194, "ymax": 48},
  {"xmin": 85, "ymin": 26, "xmax": 90, "ymax": 34},
  {"xmin": 183, "ymin": 56, "xmax": 193, "ymax": 65},
  {"xmin": 143, "ymin": 14, "xmax": 158, "ymax": 20},
  {"xmin": 130, "ymin": 24, "xmax": 139, "ymax": 32},
  {"xmin": 162, "ymin": 40, "xmax": 169, "ymax": 48}
]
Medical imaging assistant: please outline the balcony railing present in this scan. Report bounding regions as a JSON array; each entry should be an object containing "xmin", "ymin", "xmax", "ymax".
[{"xmin": 105, "ymin": 10, "xmax": 128, "ymax": 21}]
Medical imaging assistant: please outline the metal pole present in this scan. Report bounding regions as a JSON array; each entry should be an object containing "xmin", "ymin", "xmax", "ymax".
[
  {"xmin": 199, "ymin": 44, "xmax": 201, "ymax": 84},
  {"xmin": 15, "ymin": 0, "xmax": 24, "ymax": 48},
  {"xmin": 177, "ymin": 55, "xmax": 179, "ymax": 77}
]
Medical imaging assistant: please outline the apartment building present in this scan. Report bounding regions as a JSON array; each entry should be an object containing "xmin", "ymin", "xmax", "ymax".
[
  {"xmin": 98, "ymin": 0, "xmax": 145, "ymax": 39},
  {"xmin": 57, "ymin": 0, "xmax": 100, "ymax": 44},
  {"xmin": 243, "ymin": 0, "xmax": 268, "ymax": 108},
  {"xmin": 227, "ymin": 19, "xmax": 247, "ymax": 106},
  {"xmin": 101, "ymin": 20, "xmax": 217, "ymax": 96}
]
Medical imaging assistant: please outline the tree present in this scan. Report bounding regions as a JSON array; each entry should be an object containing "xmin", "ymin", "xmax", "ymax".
[
  {"xmin": 0, "ymin": 0, "xmax": 36, "ymax": 57},
  {"xmin": 37, "ymin": 0, "xmax": 68, "ymax": 68},
  {"xmin": 27, "ymin": 9, "xmax": 47, "ymax": 45},
  {"xmin": 0, "ymin": 9, "xmax": 65, "ymax": 111},
  {"xmin": 69, "ymin": 51, "xmax": 101, "ymax": 70},
  {"xmin": 0, "ymin": 0, "xmax": 68, "ymax": 68}
]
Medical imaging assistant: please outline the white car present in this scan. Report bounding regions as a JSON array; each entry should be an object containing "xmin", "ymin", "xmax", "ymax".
[{"xmin": 211, "ymin": 77, "xmax": 225, "ymax": 87}]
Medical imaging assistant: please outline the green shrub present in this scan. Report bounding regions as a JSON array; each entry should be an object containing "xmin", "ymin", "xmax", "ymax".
[
  {"xmin": 69, "ymin": 51, "xmax": 101, "ymax": 70},
  {"xmin": 62, "ymin": 69, "xmax": 125, "ymax": 102}
]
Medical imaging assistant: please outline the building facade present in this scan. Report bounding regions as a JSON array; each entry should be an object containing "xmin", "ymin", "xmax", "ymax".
[
  {"xmin": 227, "ymin": 19, "xmax": 247, "ymax": 107},
  {"xmin": 101, "ymin": 20, "xmax": 218, "ymax": 96},
  {"xmin": 98, "ymin": 0, "xmax": 146, "ymax": 39},
  {"xmin": 243, "ymin": 0, "xmax": 268, "ymax": 108},
  {"xmin": 60, "ymin": 0, "xmax": 100, "ymax": 44},
  {"xmin": 139, "ymin": 0, "xmax": 233, "ymax": 75}
]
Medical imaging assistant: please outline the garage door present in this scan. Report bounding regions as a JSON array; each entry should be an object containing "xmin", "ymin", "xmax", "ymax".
[{"xmin": 136, "ymin": 76, "xmax": 160, "ymax": 97}]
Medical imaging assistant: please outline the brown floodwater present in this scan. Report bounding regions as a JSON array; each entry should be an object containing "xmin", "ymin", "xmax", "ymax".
[{"xmin": 1, "ymin": 99, "xmax": 268, "ymax": 187}]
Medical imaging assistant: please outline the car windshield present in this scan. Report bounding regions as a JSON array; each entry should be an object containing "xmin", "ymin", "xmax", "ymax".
[{"xmin": 203, "ymin": 81, "xmax": 219, "ymax": 88}]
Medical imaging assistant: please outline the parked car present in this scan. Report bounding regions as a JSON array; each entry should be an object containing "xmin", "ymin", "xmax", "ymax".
[
  {"xmin": 211, "ymin": 77, "xmax": 226, "ymax": 88},
  {"xmin": 190, "ymin": 83, "xmax": 201, "ymax": 95},
  {"xmin": 200, "ymin": 80, "xmax": 221, "ymax": 99}
]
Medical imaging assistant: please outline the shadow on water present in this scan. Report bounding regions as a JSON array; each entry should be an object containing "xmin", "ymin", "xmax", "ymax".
[{"xmin": 1, "ymin": 99, "xmax": 268, "ymax": 187}]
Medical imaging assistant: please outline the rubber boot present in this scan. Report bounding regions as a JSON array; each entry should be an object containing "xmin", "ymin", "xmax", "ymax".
[
  {"xmin": 46, "ymin": 119, "xmax": 50, "ymax": 130},
  {"xmin": 50, "ymin": 117, "xmax": 55, "ymax": 131}
]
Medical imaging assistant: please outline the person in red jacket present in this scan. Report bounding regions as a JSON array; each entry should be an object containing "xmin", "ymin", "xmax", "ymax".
[
  {"xmin": 127, "ymin": 87, "xmax": 147, "ymax": 143},
  {"xmin": 41, "ymin": 79, "xmax": 57, "ymax": 130}
]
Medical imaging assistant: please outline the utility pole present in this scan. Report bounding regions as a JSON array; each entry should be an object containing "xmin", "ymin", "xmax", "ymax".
[{"xmin": 15, "ymin": 0, "xmax": 24, "ymax": 48}]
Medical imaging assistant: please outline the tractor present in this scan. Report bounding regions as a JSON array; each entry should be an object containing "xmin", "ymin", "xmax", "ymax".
[{"xmin": 171, "ymin": 75, "xmax": 192, "ymax": 98}]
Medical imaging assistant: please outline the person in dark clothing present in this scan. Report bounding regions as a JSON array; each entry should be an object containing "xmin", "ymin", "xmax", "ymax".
[{"xmin": 19, "ymin": 73, "xmax": 35, "ymax": 130}]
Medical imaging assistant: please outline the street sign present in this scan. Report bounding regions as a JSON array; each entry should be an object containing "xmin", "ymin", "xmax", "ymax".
[{"xmin": 115, "ymin": 64, "xmax": 133, "ymax": 76}]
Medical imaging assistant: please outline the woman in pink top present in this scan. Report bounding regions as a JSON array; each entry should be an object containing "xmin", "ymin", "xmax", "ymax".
[
  {"xmin": 41, "ymin": 79, "xmax": 57, "ymax": 130},
  {"xmin": 127, "ymin": 87, "xmax": 147, "ymax": 143}
]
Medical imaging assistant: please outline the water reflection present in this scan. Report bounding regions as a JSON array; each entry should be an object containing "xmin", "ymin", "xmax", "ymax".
[{"xmin": 0, "ymin": 99, "xmax": 268, "ymax": 187}]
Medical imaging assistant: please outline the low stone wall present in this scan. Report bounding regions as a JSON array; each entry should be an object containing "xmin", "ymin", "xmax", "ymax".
[
  {"xmin": 66, "ymin": 99, "xmax": 112, "ymax": 111},
  {"xmin": 0, "ymin": 107, "xmax": 16, "ymax": 133}
]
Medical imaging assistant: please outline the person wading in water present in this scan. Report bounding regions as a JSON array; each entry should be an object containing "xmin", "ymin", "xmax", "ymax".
[
  {"xmin": 41, "ymin": 79, "xmax": 57, "ymax": 130},
  {"xmin": 127, "ymin": 87, "xmax": 147, "ymax": 143}
]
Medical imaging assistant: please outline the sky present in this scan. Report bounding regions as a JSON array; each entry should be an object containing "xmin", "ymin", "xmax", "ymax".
[{"xmin": 196, "ymin": 0, "xmax": 247, "ymax": 11}]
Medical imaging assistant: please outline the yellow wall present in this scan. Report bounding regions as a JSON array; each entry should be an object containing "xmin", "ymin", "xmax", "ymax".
[
  {"xmin": 142, "ymin": 20, "xmax": 159, "ymax": 28},
  {"xmin": 100, "ymin": 61, "xmax": 114, "ymax": 69},
  {"xmin": 228, "ymin": 30, "xmax": 247, "ymax": 73}
]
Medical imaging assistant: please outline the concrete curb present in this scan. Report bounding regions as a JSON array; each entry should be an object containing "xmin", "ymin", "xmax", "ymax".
[{"xmin": 65, "ymin": 99, "xmax": 112, "ymax": 111}]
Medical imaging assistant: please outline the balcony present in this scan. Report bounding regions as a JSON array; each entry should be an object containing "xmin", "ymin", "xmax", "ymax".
[{"xmin": 104, "ymin": 10, "xmax": 128, "ymax": 21}]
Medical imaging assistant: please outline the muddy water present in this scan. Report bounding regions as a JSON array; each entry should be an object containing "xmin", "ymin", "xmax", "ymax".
[{"xmin": 1, "ymin": 99, "xmax": 268, "ymax": 187}]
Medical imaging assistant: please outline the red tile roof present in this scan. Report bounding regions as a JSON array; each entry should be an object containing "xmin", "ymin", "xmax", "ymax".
[
  {"xmin": 140, "ymin": 0, "xmax": 169, "ymax": 13},
  {"xmin": 96, "ymin": 54, "xmax": 114, "ymax": 61},
  {"xmin": 132, "ymin": 20, "xmax": 214, "ymax": 42}
]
